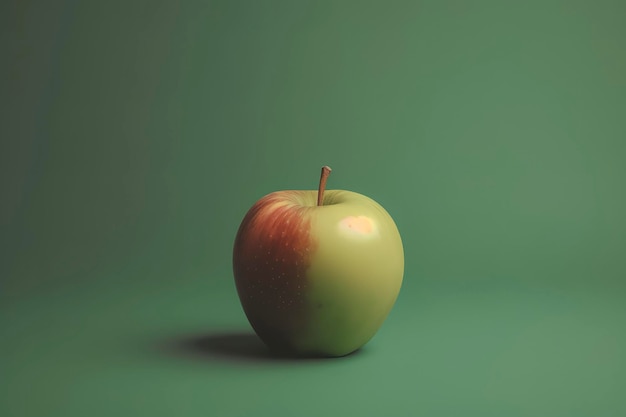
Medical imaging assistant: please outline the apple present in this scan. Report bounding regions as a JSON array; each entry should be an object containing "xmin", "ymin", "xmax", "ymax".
[{"xmin": 232, "ymin": 166, "xmax": 404, "ymax": 357}]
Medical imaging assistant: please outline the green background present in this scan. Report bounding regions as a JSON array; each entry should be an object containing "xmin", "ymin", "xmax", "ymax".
[{"xmin": 2, "ymin": 1, "xmax": 625, "ymax": 415}]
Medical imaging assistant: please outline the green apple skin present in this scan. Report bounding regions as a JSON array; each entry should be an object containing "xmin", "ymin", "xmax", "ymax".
[{"xmin": 233, "ymin": 189, "xmax": 404, "ymax": 357}]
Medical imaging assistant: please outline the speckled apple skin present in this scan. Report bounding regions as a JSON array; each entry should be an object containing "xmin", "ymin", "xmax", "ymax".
[{"xmin": 233, "ymin": 190, "xmax": 404, "ymax": 357}]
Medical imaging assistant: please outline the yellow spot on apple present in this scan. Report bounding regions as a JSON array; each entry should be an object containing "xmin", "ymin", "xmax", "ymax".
[{"xmin": 339, "ymin": 216, "xmax": 378, "ymax": 236}]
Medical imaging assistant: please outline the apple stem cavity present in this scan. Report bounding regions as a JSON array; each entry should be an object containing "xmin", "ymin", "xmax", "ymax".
[{"xmin": 317, "ymin": 165, "xmax": 332, "ymax": 206}]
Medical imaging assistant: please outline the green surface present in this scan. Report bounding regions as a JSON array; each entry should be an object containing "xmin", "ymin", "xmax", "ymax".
[{"xmin": 2, "ymin": 1, "xmax": 626, "ymax": 416}]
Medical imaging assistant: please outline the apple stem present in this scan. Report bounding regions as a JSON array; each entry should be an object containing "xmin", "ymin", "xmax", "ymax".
[{"xmin": 317, "ymin": 166, "xmax": 332, "ymax": 206}]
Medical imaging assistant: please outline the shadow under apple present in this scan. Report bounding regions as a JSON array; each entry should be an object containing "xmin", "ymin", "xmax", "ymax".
[{"xmin": 160, "ymin": 331, "xmax": 364, "ymax": 363}]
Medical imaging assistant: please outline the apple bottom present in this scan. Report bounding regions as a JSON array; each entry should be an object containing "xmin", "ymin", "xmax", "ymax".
[
  {"xmin": 242, "ymin": 240, "xmax": 403, "ymax": 357},
  {"xmin": 241, "ymin": 281, "xmax": 399, "ymax": 358}
]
